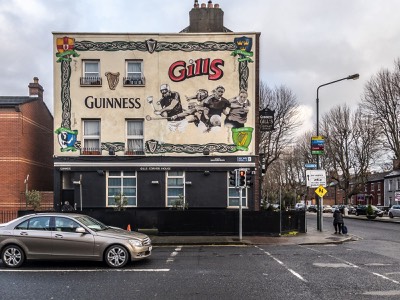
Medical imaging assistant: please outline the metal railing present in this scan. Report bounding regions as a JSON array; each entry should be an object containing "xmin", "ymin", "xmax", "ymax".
[
  {"xmin": 80, "ymin": 77, "xmax": 102, "ymax": 86},
  {"xmin": 0, "ymin": 211, "xmax": 18, "ymax": 223}
]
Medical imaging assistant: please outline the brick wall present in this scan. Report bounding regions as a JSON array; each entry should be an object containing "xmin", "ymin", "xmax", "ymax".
[{"xmin": 0, "ymin": 98, "xmax": 53, "ymax": 211}]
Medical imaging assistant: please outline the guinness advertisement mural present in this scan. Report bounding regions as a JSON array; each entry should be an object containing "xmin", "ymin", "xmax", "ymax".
[{"xmin": 53, "ymin": 33, "xmax": 257, "ymax": 156}]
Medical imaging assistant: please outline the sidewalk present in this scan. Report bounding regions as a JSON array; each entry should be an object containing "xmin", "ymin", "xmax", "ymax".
[
  {"xmin": 143, "ymin": 226, "xmax": 355, "ymax": 246},
  {"xmin": 143, "ymin": 214, "xmax": 399, "ymax": 246}
]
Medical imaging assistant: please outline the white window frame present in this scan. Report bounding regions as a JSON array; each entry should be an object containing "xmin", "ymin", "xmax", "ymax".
[
  {"xmin": 107, "ymin": 171, "xmax": 137, "ymax": 207},
  {"xmin": 83, "ymin": 60, "xmax": 100, "ymax": 84},
  {"xmin": 389, "ymin": 180, "xmax": 393, "ymax": 191},
  {"xmin": 166, "ymin": 171, "xmax": 185, "ymax": 207},
  {"xmin": 126, "ymin": 119, "xmax": 144, "ymax": 154},
  {"xmin": 125, "ymin": 60, "xmax": 144, "ymax": 84},
  {"xmin": 82, "ymin": 119, "xmax": 101, "ymax": 152},
  {"xmin": 371, "ymin": 183, "xmax": 374, "ymax": 191},
  {"xmin": 227, "ymin": 172, "xmax": 247, "ymax": 208}
]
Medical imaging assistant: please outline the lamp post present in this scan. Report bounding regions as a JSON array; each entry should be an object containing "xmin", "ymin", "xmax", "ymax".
[{"xmin": 316, "ymin": 73, "xmax": 359, "ymax": 231}]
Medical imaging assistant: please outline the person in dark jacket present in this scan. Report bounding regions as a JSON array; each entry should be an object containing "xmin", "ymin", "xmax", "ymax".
[{"xmin": 333, "ymin": 208, "xmax": 344, "ymax": 234}]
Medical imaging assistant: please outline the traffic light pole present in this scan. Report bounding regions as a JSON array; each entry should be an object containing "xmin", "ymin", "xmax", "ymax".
[{"xmin": 239, "ymin": 186, "xmax": 243, "ymax": 241}]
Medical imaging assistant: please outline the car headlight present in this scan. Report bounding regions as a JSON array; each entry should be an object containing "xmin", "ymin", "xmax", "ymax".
[{"xmin": 129, "ymin": 239, "xmax": 143, "ymax": 247}]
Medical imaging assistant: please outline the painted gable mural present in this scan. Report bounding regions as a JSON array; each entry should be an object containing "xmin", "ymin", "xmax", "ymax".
[{"xmin": 54, "ymin": 34, "xmax": 256, "ymax": 155}]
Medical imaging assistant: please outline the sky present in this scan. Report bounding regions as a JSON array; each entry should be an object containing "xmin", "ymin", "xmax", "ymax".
[{"xmin": 1, "ymin": 0, "xmax": 400, "ymax": 135}]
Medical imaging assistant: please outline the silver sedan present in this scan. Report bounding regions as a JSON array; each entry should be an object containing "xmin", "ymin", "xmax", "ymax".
[{"xmin": 0, "ymin": 213, "xmax": 152, "ymax": 268}]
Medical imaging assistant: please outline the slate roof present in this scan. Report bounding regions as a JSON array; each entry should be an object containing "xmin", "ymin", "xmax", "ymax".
[{"xmin": 0, "ymin": 96, "xmax": 37, "ymax": 107}]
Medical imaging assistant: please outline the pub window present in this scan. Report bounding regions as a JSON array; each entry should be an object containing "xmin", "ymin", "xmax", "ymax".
[
  {"xmin": 107, "ymin": 171, "xmax": 137, "ymax": 207},
  {"xmin": 166, "ymin": 171, "xmax": 185, "ymax": 207}
]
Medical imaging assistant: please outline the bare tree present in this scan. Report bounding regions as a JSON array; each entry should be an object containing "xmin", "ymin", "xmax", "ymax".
[
  {"xmin": 361, "ymin": 59, "xmax": 400, "ymax": 161},
  {"xmin": 259, "ymin": 82, "xmax": 301, "ymax": 172},
  {"xmin": 321, "ymin": 105, "xmax": 381, "ymax": 203}
]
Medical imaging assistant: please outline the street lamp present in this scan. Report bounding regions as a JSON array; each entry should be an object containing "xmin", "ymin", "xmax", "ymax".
[{"xmin": 316, "ymin": 73, "xmax": 359, "ymax": 231}]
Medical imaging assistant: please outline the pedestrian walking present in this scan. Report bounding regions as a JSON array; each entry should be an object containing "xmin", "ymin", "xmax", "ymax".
[{"xmin": 333, "ymin": 207, "xmax": 344, "ymax": 234}]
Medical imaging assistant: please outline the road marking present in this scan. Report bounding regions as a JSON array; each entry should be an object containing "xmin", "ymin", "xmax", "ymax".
[
  {"xmin": 0, "ymin": 268, "xmax": 170, "ymax": 272},
  {"xmin": 166, "ymin": 246, "xmax": 182, "ymax": 263},
  {"xmin": 255, "ymin": 246, "xmax": 307, "ymax": 283},
  {"xmin": 304, "ymin": 246, "xmax": 400, "ymax": 285}
]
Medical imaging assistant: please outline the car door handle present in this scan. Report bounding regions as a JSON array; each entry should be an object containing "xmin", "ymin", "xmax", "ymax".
[
  {"xmin": 54, "ymin": 234, "xmax": 64, "ymax": 238},
  {"xmin": 20, "ymin": 232, "xmax": 28, "ymax": 236}
]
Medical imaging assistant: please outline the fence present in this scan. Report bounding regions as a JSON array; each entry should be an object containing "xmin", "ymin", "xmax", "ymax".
[{"xmin": 0, "ymin": 211, "xmax": 18, "ymax": 223}]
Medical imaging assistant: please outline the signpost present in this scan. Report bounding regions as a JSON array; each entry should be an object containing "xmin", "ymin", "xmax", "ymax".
[
  {"xmin": 314, "ymin": 185, "xmax": 327, "ymax": 231},
  {"xmin": 306, "ymin": 170, "xmax": 327, "ymax": 188},
  {"xmin": 311, "ymin": 136, "xmax": 325, "ymax": 155}
]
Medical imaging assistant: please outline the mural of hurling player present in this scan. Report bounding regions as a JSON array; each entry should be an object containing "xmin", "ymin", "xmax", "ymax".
[
  {"xmin": 154, "ymin": 84, "xmax": 187, "ymax": 132},
  {"xmin": 203, "ymin": 85, "xmax": 231, "ymax": 131},
  {"xmin": 171, "ymin": 89, "xmax": 210, "ymax": 127},
  {"xmin": 224, "ymin": 90, "xmax": 251, "ymax": 128}
]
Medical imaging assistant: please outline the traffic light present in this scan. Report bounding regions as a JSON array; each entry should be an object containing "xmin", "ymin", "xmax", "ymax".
[
  {"xmin": 229, "ymin": 170, "xmax": 238, "ymax": 187},
  {"xmin": 239, "ymin": 169, "xmax": 246, "ymax": 186},
  {"xmin": 246, "ymin": 170, "xmax": 253, "ymax": 186}
]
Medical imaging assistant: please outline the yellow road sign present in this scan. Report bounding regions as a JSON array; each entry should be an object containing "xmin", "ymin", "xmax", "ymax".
[{"xmin": 315, "ymin": 185, "xmax": 327, "ymax": 198}]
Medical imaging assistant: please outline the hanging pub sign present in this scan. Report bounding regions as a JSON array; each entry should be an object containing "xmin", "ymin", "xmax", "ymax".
[{"xmin": 259, "ymin": 107, "xmax": 275, "ymax": 131}]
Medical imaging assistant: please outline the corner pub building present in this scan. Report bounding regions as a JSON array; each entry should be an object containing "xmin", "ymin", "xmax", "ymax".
[{"xmin": 52, "ymin": 2, "xmax": 261, "ymax": 229}]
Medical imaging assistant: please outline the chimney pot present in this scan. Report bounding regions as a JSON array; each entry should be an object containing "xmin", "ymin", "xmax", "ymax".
[
  {"xmin": 208, "ymin": 0, "xmax": 213, "ymax": 8},
  {"xmin": 201, "ymin": 3, "xmax": 206, "ymax": 8},
  {"xmin": 28, "ymin": 77, "xmax": 44, "ymax": 99},
  {"xmin": 214, "ymin": 3, "xmax": 219, "ymax": 8}
]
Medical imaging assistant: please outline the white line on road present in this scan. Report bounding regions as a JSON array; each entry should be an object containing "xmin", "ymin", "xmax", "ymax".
[
  {"xmin": 303, "ymin": 246, "xmax": 400, "ymax": 286},
  {"xmin": 0, "ymin": 268, "xmax": 170, "ymax": 272},
  {"xmin": 255, "ymin": 246, "xmax": 307, "ymax": 283}
]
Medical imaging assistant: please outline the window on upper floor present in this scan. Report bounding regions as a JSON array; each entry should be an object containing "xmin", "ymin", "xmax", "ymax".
[
  {"xmin": 81, "ymin": 60, "xmax": 102, "ymax": 86},
  {"xmin": 397, "ymin": 178, "xmax": 400, "ymax": 190},
  {"xmin": 371, "ymin": 183, "xmax": 375, "ymax": 191},
  {"xmin": 124, "ymin": 60, "xmax": 145, "ymax": 86},
  {"xmin": 125, "ymin": 120, "xmax": 144, "ymax": 155},
  {"xmin": 82, "ymin": 119, "xmax": 101, "ymax": 155},
  {"xmin": 389, "ymin": 180, "xmax": 393, "ymax": 191}
]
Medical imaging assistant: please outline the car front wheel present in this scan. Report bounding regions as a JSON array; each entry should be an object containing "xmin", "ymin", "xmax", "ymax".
[
  {"xmin": 389, "ymin": 212, "xmax": 394, "ymax": 218},
  {"xmin": 105, "ymin": 245, "xmax": 129, "ymax": 268},
  {"xmin": 1, "ymin": 245, "xmax": 25, "ymax": 268},
  {"xmin": 355, "ymin": 212, "xmax": 359, "ymax": 216}
]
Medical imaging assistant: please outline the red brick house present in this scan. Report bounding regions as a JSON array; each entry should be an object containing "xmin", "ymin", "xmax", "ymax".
[{"xmin": 0, "ymin": 77, "xmax": 53, "ymax": 212}]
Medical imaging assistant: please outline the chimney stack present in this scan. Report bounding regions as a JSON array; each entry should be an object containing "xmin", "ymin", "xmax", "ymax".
[
  {"xmin": 189, "ymin": 1, "xmax": 224, "ymax": 32},
  {"xmin": 28, "ymin": 77, "xmax": 44, "ymax": 100}
]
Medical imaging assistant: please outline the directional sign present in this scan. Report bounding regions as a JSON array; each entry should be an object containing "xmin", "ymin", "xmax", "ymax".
[
  {"xmin": 306, "ymin": 170, "xmax": 327, "ymax": 188},
  {"xmin": 315, "ymin": 185, "xmax": 327, "ymax": 198},
  {"xmin": 311, "ymin": 136, "xmax": 325, "ymax": 155},
  {"xmin": 305, "ymin": 163, "xmax": 317, "ymax": 169}
]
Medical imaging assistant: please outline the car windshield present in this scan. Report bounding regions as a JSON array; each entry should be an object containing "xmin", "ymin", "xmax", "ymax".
[{"xmin": 75, "ymin": 215, "xmax": 109, "ymax": 231}]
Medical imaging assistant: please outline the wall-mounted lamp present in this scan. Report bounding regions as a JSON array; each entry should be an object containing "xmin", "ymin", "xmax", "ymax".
[
  {"xmin": 97, "ymin": 170, "xmax": 104, "ymax": 176},
  {"xmin": 203, "ymin": 149, "xmax": 210, "ymax": 155},
  {"xmin": 109, "ymin": 148, "xmax": 115, "ymax": 155},
  {"xmin": 204, "ymin": 171, "xmax": 210, "ymax": 176},
  {"xmin": 151, "ymin": 180, "xmax": 159, "ymax": 185}
]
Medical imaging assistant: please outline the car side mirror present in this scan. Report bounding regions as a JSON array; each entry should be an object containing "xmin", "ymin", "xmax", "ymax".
[{"xmin": 76, "ymin": 227, "xmax": 87, "ymax": 234}]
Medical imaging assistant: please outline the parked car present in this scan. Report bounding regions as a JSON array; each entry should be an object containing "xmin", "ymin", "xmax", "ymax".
[
  {"xmin": 388, "ymin": 205, "xmax": 400, "ymax": 218},
  {"xmin": 0, "ymin": 213, "xmax": 152, "ymax": 268},
  {"xmin": 323, "ymin": 205, "xmax": 334, "ymax": 213},
  {"xmin": 307, "ymin": 205, "xmax": 318, "ymax": 213},
  {"xmin": 294, "ymin": 203, "xmax": 305, "ymax": 210},
  {"xmin": 355, "ymin": 205, "xmax": 384, "ymax": 217}
]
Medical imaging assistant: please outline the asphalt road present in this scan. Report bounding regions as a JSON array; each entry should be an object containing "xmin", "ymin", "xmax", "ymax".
[{"xmin": 0, "ymin": 216, "xmax": 399, "ymax": 300}]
